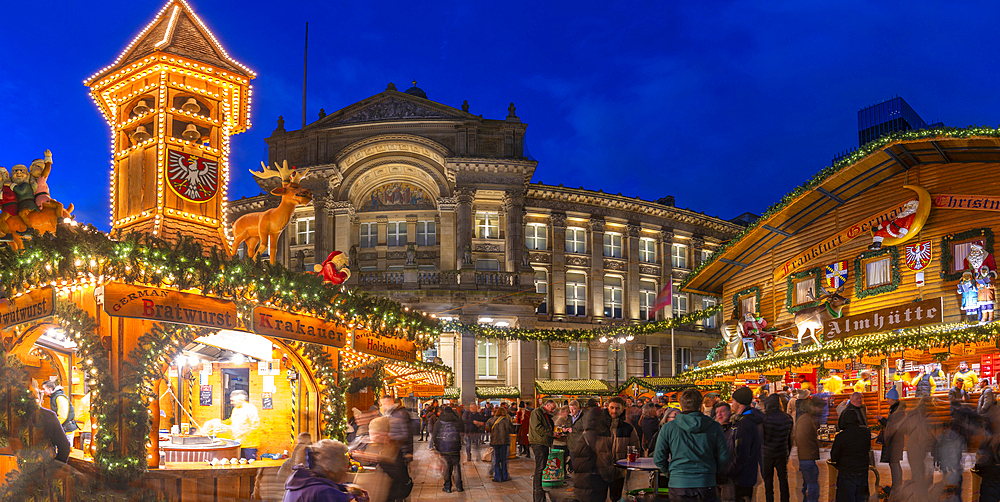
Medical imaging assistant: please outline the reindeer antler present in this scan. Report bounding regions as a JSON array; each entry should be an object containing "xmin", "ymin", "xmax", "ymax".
[
  {"xmin": 249, "ymin": 160, "xmax": 295, "ymax": 182},
  {"xmin": 289, "ymin": 167, "xmax": 311, "ymax": 184}
]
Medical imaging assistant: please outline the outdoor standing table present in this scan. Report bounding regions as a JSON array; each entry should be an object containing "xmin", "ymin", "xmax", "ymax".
[{"xmin": 616, "ymin": 457, "xmax": 666, "ymax": 499}]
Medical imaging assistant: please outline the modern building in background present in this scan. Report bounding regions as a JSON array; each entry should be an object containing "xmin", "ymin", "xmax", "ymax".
[
  {"xmin": 230, "ymin": 83, "xmax": 743, "ymax": 402},
  {"xmin": 857, "ymin": 96, "xmax": 942, "ymax": 146}
]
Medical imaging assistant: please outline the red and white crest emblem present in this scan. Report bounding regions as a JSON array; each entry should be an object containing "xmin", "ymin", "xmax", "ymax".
[
  {"xmin": 167, "ymin": 149, "xmax": 219, "ymax": 202},
  {"xmin": 904, "ymin": 240, "xmax": 932, "ymax": 271}
]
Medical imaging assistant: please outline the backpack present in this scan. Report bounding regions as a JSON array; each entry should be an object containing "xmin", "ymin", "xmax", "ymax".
[{"xmin": 437, "ymin": 420, "xmax": 461, "ymax": 454}]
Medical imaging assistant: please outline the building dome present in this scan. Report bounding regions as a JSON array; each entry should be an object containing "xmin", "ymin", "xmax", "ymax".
[{"xmin": 404, "ymin": 80, "xmax": 427, "ymax": 99}]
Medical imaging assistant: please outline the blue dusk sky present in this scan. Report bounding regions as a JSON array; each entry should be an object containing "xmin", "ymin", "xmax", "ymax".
[{"xmin": 2, "ymin": 1, "xmax": 999, "ymax": 228}]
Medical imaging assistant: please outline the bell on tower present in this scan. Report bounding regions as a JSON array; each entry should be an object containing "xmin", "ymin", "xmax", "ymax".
[{"xmin": 84, "ymin": 0, "xmax": 255, "ymax": 251}]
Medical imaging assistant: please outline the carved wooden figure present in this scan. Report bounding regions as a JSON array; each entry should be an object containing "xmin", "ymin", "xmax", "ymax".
[{"xmin": 230, "ymin": 161, "xmax": 311, "ymax": 264}]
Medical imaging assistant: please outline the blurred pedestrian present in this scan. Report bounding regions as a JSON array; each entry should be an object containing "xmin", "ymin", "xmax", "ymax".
[
  {"xmin": 418, "ymin": 403, "xmax": 430, "ymax": 441},
  {"xmin": 462, "ymin": 403, "xmax": 486, "ymax": 462},
  {"xmin": 273, "ymin": 432, "xmax": 312, "ymax": 501},
  {"xmin": 974, "ymin": 412, "xmax": 1000, "ymax": 502},
  {"xmin": 730, "ymin": 387, "xmax": 763, "ymax": 502},
  {"xmin": 571, "ymin": 404, "xmax": 612, "ymax": 502},
  {"xmin": 794, "ymin": 398, "xmax": 820, "ymax": 502},
  {"xmin": 654, "ymin": 388, "xmax": 729, "ymax": 502},
  {"xmin": 283, "ymin": 439, "xmax": 369, "ymax": 502},
  {"xmin": 713, "ymin": 401, "xmax": 736, "ymax": 502},
  {"xmin": 529, "ymin": 400, "xmax": 557, "ymax": 502},
  {"xmin": 979, "ymin": 379, "xmax": 995, "ymax": 417},
  {"xmin": 761, "ymin": 394, "xmax": 792, "ymax": 502},
  {"xmin": 516, "ymin": 402, "xmax": 532, "ymax": 457},
  {"xmin": 901, "ymin": 399, "xmax": 935, "ymax": 493},
  {"xmin": 877, "ymin": 387, "xmax": 906, "ymax": 490},
  {"xmin": 352, "ymin": 417, "xmax": 411, "ymax": 502},
  {"xmin": 486, "ymin": 406, "xmax": 513, "ymax": 482},
  {"xmin": 639, "ymin": 403, "xmax": 660, "ymax": 456},
  {"xmin": 432, "ymin": 405, "xmax": 465, "ymax": 493},
  {"xmin": 831, "ymin": 404, "xmax": 871, "ymax": 502},
  {"xmin": 379, "ymin": 396, "xmax": 412, "ymax": 460}
]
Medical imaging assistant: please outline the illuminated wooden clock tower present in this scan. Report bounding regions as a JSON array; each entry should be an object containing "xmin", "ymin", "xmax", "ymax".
[{"xmin": 85, "ymin": 0, "xmax": 254, "ymax": 251}]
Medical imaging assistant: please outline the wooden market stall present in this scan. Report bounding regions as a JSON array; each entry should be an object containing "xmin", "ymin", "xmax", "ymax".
[{"xmin": 534, "ymin": 379, "xmax": 619, "ymax": 406}]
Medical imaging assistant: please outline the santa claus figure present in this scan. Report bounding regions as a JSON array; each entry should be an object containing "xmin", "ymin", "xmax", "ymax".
[
  {"xmin": 965, "ymin": 242, "xmax": 996, "ymax": 275},
  {"xmin": 870, "ymin": 199, "xmax": 919, "ymax": 250},
  {"xmin": 313, "ymin": 251, "xmax": 351, "ymax": 285}
]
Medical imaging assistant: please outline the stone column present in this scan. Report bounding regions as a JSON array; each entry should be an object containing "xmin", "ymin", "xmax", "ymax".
[
  {"xmin": 589, "ymin": 218, "xmax": 605, "ymax": 322},
  {"xmin": 503, "ymin": 190, "xmax": 526, "ymax": 272},
  {"xmin": 550, "ymin": 213, "xmax": 567, "ymax": 319},
  {"xmin": 439, "ymin": 332, "xmax": 458, "ymax": 376},
  {"xmin": 459, "ymin": 316, "xmax": 478, "ymax": 406},
  {"xmin": 406, "ymin": 214, "xmax": 418, "ymax": 246},
  {"xmin": 516, "ymin": 339, "xmax": 537, "ymax": 400},
  {"xmin": 627, "ymin": 224, "xmax": 641, "ymax": 321},
  {"xmin": 628, "ymin": 343, "xmax": 646, "ymax": 379},
  {"xmin": 437, "ymin": 197, "xmax": 457, "ymax": 271},
  {"xmin": 331, "ymin": 201, "xmax": 355, "ymax": 257},
  {"xmin": 549, "ymin": 341, "xmax": 570, "ymax": 380},
  {"xmin": 589, "ymin": 340, "xmax": 609, "ymax": 381},
  {"xmin": 312, "ymin": 195, "xmax": 327, "ymax": 261},
  {"xmin": 660, "ymin": 230, "xmax": 674, "ymax": 320},
  {"xmin": 455, "ymin": 187, "xmax": 476, "ymax": 270}
]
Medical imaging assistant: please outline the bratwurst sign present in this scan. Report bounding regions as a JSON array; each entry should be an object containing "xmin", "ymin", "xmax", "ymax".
[
  {"xmin": 0, "ymin": 287, "xmax": 55, "ymax": 330},
  {"xmin": 103, "ymin": 282, "xmax": 240, "ymax": 329}
]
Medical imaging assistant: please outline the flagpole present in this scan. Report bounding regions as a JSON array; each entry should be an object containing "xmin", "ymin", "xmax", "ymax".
[{"xmin": 671, "ymin": 327, "xmax": 675, "ymax": 377}]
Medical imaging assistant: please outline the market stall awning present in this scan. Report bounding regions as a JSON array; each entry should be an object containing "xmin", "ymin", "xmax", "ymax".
[
  {"xmin": 620, "ymin": 376, "xmax": 705, "ymax": 393},
  {"xmin": 535, "ymin": 379, "xmax": 618, "ymax": 396},
  {"xmin": 681, "ymin": 132, "xmax": 1000, "ymax": 296},
  {"xmin": 476, "ymin": 386, "xmax": 521, "ymax": 399}
]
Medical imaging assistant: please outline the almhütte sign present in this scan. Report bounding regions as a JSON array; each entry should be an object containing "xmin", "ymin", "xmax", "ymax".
[{"xmin": 823, "ymin": 297, "xmax": 943, "ymax": 341}]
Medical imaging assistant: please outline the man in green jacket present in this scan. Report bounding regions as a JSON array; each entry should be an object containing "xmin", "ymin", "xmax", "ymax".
[
  {"xmin": 654, "ymin": 388, "xmax": 730, "ymax": 502},
  {"xmin": 529, "ymin": 400, "xmax": 556, "ymax": 502}
]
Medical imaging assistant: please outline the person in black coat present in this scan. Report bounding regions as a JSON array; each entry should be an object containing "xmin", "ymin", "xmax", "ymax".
[
  {"xmin": 760, "ymin": 394, "xmax": 793, "ymax": 502},
  {"xmin": 830, "ymin": 407, "xmax": 871, "ymax": 502},
  {"xmin": 729, "ymin": 387, "xmax": 764, "ymax": 502},
  {"xmin": 433, "ymin": 406, "xmax": 466, "ymax": 493}
]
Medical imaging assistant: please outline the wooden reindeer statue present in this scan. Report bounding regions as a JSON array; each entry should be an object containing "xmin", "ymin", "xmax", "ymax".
[
  {"xmin": 230, "ymin": 160, "xmax": 311, "ymax": 264},
  {"xmin": 792, "ymin": 284, "xmax": 850, "ymax": 347}
]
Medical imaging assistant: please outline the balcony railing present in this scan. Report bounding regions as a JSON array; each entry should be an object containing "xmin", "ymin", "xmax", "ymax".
[
  {"xmin": 475, "ymin": 271, "xmax": 518, "ymax": 288},
  {"xmin": 418, "ymin": 270, "xmax": 461, "ymax": 286},
  {"xmin": 358, "ymin": 271, "xmax": 404, "ymax": 288}
]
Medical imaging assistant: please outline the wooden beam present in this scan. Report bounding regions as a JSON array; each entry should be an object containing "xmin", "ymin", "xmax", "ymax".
[
  {"xmin": 930, "ymin": 141, "xmax": 950, "ymax": 163},
  {"xmin": 815, "ymin": 187, "xmax": 845, "ymax": 204},
  {"xmin": 762, "ymin": 224, "xmax": 792, "ymax": 237}
]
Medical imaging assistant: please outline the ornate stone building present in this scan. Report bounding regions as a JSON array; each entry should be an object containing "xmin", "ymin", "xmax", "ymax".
[{"xmin": 230, "ymin": 82, "xmax": 744, "ymax": 401}]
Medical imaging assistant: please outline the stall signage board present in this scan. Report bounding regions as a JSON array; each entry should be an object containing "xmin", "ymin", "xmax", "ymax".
[
  {"xmin": 696, "ymin": 379, "xmax": 716, "ymax": 386},
  {"xmin": 251, "ymin": 306, "xmax": 347, "ymax": 348},
  {"xmin": 822, "ymin": 297, "xmax": 943, "ymax": 341},
  {"xmin": 411, "ymin": 384, "xmax": 445, "ymax": 397},
  {"xmin": 983, "ymin": 354, "xmax": 995, "ymax": 378},
  {"xmin": 737, "ymin": 373, "xmax": 758, "ymax": 380},
  {"xmin": 199, "ymin": 385, "xmax": 212, "ymax": 406},
  {"xmin": 790, "ymin": 366, "xmax": 815, "ymax": 374},
  {"xmin": 352, "ymin": 330, "xmax": 416, "ymax": 362},
  {"xmin": 0, "ymin": 287, "xmax": 55, "ymax": 330},
  {"xmin": 714, "ymin": 376, "xmax": 736, "ymax": 382},
  {"xmin": 860, "ymin": 355, "xmax": 883, "ymax": 366},
  {"xmin": 763, "ymin": 369, "xmax": 787, "ymax": 376},
  {"xmin": 262, "ymin": 392, "xmax": 274, "ymax": 410},
  {"xmin": 929, "ymin": 345, "xmax": 949, "ymax": 354},
  {"xmin": 903, "ymin": 349, "xmax": 925, "ymax": 360},
  {"xmin": 103, "ymin": 282, "xmax": 240, "ymax": 329},
  {"xmin": 824, "ymin": 361, "xmax": 848, "ymax": 370}
]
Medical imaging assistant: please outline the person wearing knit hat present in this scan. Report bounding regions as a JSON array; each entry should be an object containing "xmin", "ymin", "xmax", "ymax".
[
  {"xmin": 729, "ymin": 387, "xmax": 764, "ymax": 502},
  {"xmin": 885, "ymin": 387, "xmax": 899, "ymax": 400}
]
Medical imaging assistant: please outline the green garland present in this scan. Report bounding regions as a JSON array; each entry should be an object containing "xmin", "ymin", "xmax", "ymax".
[
  {"xmin": 940, "ymin": 227, "xmax": 995, "ymax": 281},
  {"xmin": 706, "ymin": 339, "xmax": 727, "ymax": 362},
  {"xmin": 0, "ymin": 226, "xmax": 440, "ymax": 346},
  {"xmin": 732, "ymin": 286, "xmax": 761, "ymax": 315},
  {"xmin": 296, "ymin": 343, "xmax": 346, "ymax": 441},
  {"xmin": 440, "ymin": 305, "xmax": 721, "ymax": 342},
  {"xmin": 785, "ymin": 267, "xmax": 823, "ymax": 313},
  {"xmin": 476, "ymin": 386, "xmax": 521, "ymax": 399},
  {"xmin": 680, "ymin": 125, "xmax": 1000, "ymax": 293},
  {"xmin": 681, "ymin": 318, "xmax": 1000, "ymax": 380},
  {"xmin": 854, "ymin": 246, "xmax": 901, "ymax": 300}
]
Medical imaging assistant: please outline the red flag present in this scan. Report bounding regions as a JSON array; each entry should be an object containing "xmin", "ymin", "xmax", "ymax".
[{"xmin": 650, "ymin": 282, "xmax": 672, "ymax": 316}]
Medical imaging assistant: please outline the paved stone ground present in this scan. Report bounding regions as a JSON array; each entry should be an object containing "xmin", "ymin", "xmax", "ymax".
[{"xmin": 383, "ymin": 439, "xmax": 978, "ymax": 502}]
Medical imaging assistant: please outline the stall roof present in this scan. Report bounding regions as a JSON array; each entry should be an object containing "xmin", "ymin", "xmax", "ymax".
[
  {"xmin": 681, "ymin": 131, "xmax": 1000, "ymax": 296},
  {"xmin": 535, "ymin": 379, "xmax": 618, "ymax": 396},
  {"xmin": 476, "ymin": 386, "xmax": 521, "ymax": 399},
  {"xmin": 621, "ymin": 376, "xmax": 703, "ymax": 392}
]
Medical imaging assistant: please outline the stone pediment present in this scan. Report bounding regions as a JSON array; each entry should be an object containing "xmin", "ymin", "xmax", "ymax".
[{"xmin": 312, "ymin": 91, "xmax": 472, "ymax": 128}]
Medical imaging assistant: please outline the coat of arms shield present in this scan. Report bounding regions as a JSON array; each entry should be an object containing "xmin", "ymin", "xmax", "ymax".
[
  {"xmin": 167, "ymin": 149, "xmax": 219, "ymax": 203},
  {"xmin": 904, "ymin": 240, "xmax": 933, "ymax": 271}
]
